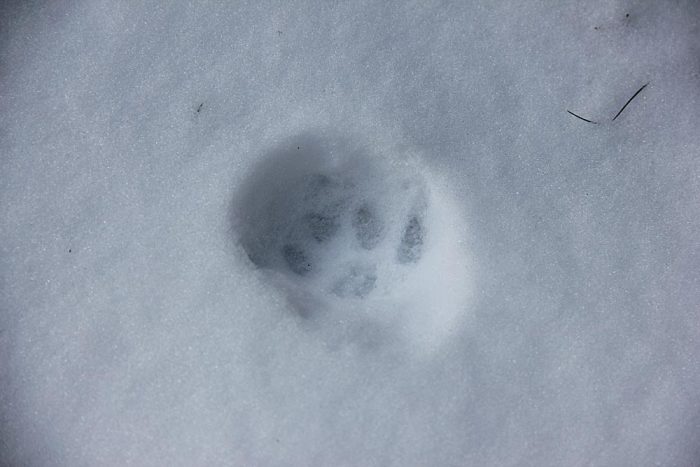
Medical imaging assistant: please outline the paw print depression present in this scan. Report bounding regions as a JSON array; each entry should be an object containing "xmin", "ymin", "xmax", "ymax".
[{"xmin": 233, "ymin": 133, "xmax": 474, "ymax": 350}]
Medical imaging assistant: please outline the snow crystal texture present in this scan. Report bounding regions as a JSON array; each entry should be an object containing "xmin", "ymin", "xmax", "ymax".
[{"xmin": 1, "ymin": 1, "xmax": 699, "ymax": 466}]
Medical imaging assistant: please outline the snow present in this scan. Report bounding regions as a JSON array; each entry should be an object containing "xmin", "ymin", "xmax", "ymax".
[{"xmin": 1, "ymin": 1, "xmax": 699, "ymax": 465}]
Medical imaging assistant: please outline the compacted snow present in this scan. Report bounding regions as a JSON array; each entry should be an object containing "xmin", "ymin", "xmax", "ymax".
[{"xmin": 1, "ymin": 1, "xmax": 699, "ymax": 466}]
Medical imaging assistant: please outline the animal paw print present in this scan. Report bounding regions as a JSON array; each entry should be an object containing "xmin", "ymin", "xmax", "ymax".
[{"xmin": 275, "ymin": 173, "xmax": 427, "ymax": 301}]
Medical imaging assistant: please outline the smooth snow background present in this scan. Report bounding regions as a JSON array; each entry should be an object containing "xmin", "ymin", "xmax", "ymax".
[{"xmin": 1, "ymin": 1, "xmax": 699, "ymax": 465}]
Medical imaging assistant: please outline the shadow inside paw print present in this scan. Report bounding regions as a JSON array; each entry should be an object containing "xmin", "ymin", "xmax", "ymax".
[
  {"xmin": 304, "ymin": 212, "xmax": 339, "ymax": 243},
  {"xmin": 352, "ymin": 204, "xmax": 383, "ymax": 250},
  {"xmin": 397, "ymin": 216, "xmax": 424, "ymax": 264},
  {"xmin": 332, "ymin": 265, "xmax": 377, "ymax": 298},
  {"xmin": 282, "ymin": 243, "xmax": 312, "ymax": 276},
  {"xmin": 233, "ymin": 132, "xmax": 430, "ymax": 312}
]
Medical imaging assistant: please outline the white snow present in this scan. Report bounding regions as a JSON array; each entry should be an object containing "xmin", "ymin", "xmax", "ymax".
[{"xmin": 1, "ymin": 1, "xmax": 699, "ymax": 466}]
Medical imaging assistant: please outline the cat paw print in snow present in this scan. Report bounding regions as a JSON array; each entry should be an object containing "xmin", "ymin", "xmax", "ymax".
[{"xmin": 233, "ymin": 133, "xmax": 473, "ymax": 351}]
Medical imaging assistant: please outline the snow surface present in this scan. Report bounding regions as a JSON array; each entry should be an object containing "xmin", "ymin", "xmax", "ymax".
[{"xmin": 1, "ymin": 1, "xmax": 699, "ymax": 466}]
